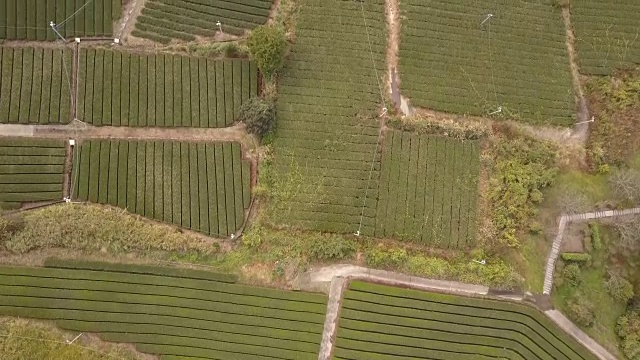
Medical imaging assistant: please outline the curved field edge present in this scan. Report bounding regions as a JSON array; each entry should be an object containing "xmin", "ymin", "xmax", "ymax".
[{"xmin": 334, "ymin": 281, "xmax": 599, "ymax": 360}]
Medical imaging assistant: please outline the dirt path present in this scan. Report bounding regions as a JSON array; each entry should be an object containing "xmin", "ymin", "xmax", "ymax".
[
  {"xmin": 562, "ymin": 6, "xmax": 591, "ymax": 141},
  {"xmin": 0, "ymin": 122, "xmax": 257, "ymax": 151},
  {"xmin": 118, "ymin": 0, "xmax": 146, "ymax": 41},
  {"xmin": 385, "ymin": 0, "xmax": 400, "ymax": 98},
  {"xmin": 546, "ymin": 310, "xmax": 617, "ymax": 360}
]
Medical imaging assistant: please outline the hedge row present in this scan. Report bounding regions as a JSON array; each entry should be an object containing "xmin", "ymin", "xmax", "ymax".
[
  {"xmin": 572, "ymin": 1, "xmax": 640, "ymax": 75},
  {"xmin": 334, "ymin": 281, "xmax": 598, "ymax": 360},
  {"xmin": 0, "ymin": 0, "xmax": 120, "ymax": 40},
  {"xmin": 0, "ymin": 263, "xmax": 326, "ymax": 359},
  {"xmin": 270, "ymin": 0, "xmax": 387, "ymax": 236},
  {"xmin": 72, "ymin": 140, "xmax": 251, "ymax": 237},
  {"xmin": 43, "ymin": 258, "xmax": 239, "ymax": 283},
  {"xmin": 77, "ymin": 48, "xmax": 258, "ymax": 128},
  {"xmin": 398, "ymin": 0, "xmax": 575, "ymax": 126},
  {"xmin": 133, "ymin": 0, "xmax": 272, "ymax": 43},
  {"xmin": 0, "ymin": 138, "xmax": 66, "ymax": 207},
  {"xmin": 375, "ymin": 131, "xmax": 480, "ymax": 248}
]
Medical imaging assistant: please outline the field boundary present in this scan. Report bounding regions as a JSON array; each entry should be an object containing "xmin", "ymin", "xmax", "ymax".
[
  {"xmin": 543, "ymin": 207, "xmax": 640, "ymax": 295},
  {"xmin": 302, "ymin": 264, "xmax": 615, "ymax": 360}
]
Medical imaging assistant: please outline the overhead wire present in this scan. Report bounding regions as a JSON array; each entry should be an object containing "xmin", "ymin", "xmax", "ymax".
[{"xmin": 356, "ymin": 0, "xmax": 387, "ymax": 236}]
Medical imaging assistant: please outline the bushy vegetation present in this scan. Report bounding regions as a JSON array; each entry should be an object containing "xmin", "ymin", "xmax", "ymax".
[
  {"xmin": 237, "ymin": 97, "xmax": 275, "ymax": 139},
  {"xmin": 566, "ymin": 295, "xmax": 595, "ymax": 328},
  {"xmin": 488, "ymin": 130, "xmax": 558, "ymax": 247},
  {"xmin": 605, "ymin": 275, "xmax": 634, "ymax": 304},
  {"xmin": 617, "ymin": 309, "xmax": 640, "ymax": 360},
  {"xmin": 0, "ymin": 318, "xmax": 142, "ymax": 360},
  {"xmin": 247, "ymin": 25, "xmax": 287, "ymax": 79},
  {"xmin": 0, "ymin": 204, "xmax": 217, "ymax": 255},
  {"xmin": 562, "ymin": 263, "xmax": 583, "ymax": 287},
  {"xmin": 561, "ymin": 252, "xmax": 592, "ymax": 264}
]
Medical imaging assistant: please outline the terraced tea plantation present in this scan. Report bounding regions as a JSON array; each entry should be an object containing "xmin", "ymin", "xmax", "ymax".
[
  {"xmin": 572, "ymin": 1, "xmax": 640, "ymax": 75},
  {"xmin": 133, "ymin": 0, "xmax": 273, "ymax": 44},
  {"xmin": 0, "ymin": 0, "xmax": 120, "ymax": 40},
  {"xmin": 0, "ymin": 259, "xmax": 327, "ymax": 359},
  {"xmin": 0, "ymin": 138, "xmax": 66, "ymax": 209},
  {"xmin": 375, "ymin": 131, "xmax": 480, "ymax": 248},
  {"xmin": 72, "ymin": 140, "xmax": 251, "ymax": 237},
  {"xmin": 77, "ymin": 49, "xmax": 258, "ymax": 127},
  {"xmin": 0, "ymin": 47, "xmax": 72, "ymax": 124},
  {"xmin": 399, "ymin": 0, "xmax": 574, "ymax": 126},
  {"xmin": 271, "ymin": 0, "xmax": 386, "ymax": 235},
  {"xmin": 335, "ymin": 281, "xmax": 598, "ymax": 360}
]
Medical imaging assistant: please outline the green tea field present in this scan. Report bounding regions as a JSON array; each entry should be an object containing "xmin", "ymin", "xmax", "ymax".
[
  {"xmin": 0, "ymin": 0, "xmax": 121, "ymax": 40},
  {"xmin": 0, "ymin": 259, "xmax": 327, "ymax": 359},
  {"xmin": 0, "ymin": 47, "xmax": 73, "ymax": 124},
  {"xmin": 77, "ymin": 49, "xmax": 258, "ymax": 127},
  {"xmin": 399, "ymin": 0, "xmax": 575, "ymax": 126},
  {"xmin": 0, "ymin": 138, "xmax": 66, "ymax": 209},
  {"xmin": 72, "ymin": 140, "xmax": 251, "ymax": 237},
  {"xmin": 133, "ymin": 0, "xmax": 273, "ymax": 44},
  {"xmin": 572, "ymin": 1, "xmax": 640, "ymax": 75},
  {"xmin": 335, "ymin": 281, "xmax": 598, "ymax": 360},
  {"xmin": 271, "ymin": 0, "xmax": 386, "ymax": 236},
  {"xmin": 375, "ymin": 131, "xmax": 480, "ymax": 248}
]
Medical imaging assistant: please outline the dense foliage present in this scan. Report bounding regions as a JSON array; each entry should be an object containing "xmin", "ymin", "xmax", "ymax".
[
  {"xmin": 237, "ymin": 97, "xmax": 275, "ymax": 139},
  {"xmin": 489, "ymin": 132, "xmax": 558, "ymax": 247},
  {"xmin": 247, "ymin": 25, "xmax": 287, "ymax": 78}
]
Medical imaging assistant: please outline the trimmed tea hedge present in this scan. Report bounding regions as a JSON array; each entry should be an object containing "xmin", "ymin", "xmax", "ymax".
[
  {"xmin": 0, "ymin": 137, "xmax": 66, "ymax": 209},
  {"xmin": 375, "ymin": 131, "xmax": 480, "ymax": 248},
  {"xmin": 72, "ymin": 140, "xmax": 251, "ymax": 237},
  {"xmin": 133, "ymin": 0, "xmax": 273, "ymax": 43},
  {"xmin": 0, "ymin": 261, "xmax": 326, "ymax": 359},
  {"xmin": 399, "ymin": 0, "xmax": 575, "ymax": 126},
  {"xmin": 0, "ymin": 47, "xmax": 72, "ymax": 124},
  {"xmin": 0, "ymin": 0, "xmax": 121, "ymax": 40},
  {"xmin": 335, "ymin": 281, "xmax": 599, "ymax": 360},
  {"xmin": 572, "ymin": 1, "xmax": 640, "ymax": 75},
  {"xmin": 270, "ymin": 0, "xmax": 386, "ymax": 236},
  {"xmin": 77, "ymin": 48, "xmax": 258, "ymax": 127}
]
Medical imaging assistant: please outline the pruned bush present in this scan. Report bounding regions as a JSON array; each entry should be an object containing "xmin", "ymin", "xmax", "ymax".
[
  {"xmin": 237, "ymin": 97, "xmax": 275, "ymax": 139},
  {"xmin": 562, "ymin": 263, "xmax": 583, "ymax": 287},
  {"xmin": 605, "ymin": 275, "xmax": 634, "ymax": 303},
  {"xmin": 247, "ymin": 25, "xmax": 287, "ymax": 78},
  {"xmin": 561, "ymin": 252, "xmax": 592, "ymax": 263},
  {"xmin": 566, "ymin": 295, "xmax": 595, "ymax": 327},
  {"xmin": 308, "ymin": 235, "xmax": 356, "ymax": 261},
  {"xmin": 589, "ymin": 222, "xmax": 602, "ymax": 250}
]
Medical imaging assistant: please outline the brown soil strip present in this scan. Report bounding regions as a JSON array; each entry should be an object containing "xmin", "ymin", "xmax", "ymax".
[
  {"xmin": 385, "ymin": 0, "xmax": 400, "ymax": 110},
  {"xmin": 562, "ymin": 6, "xmax": 590, "ymax": 142}
]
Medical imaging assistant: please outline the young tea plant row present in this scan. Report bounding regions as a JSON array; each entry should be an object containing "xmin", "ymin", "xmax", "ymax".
[
  {"xmin": 572, "ymin": 1, "xmax": 640, "ymax": 75},
  {"xmin": 375, "ymin": 131, "xmax": 480, "ymax": 248},
  {"xmin": 0, "ymin": 138, "xmax": 66, "ymax": 210},
  {"xmin": 334, "ymin": 281, "xmax": 599, "ymax": 360},
  {"xmin": 72, "ymin": 140, "xmax": 251, "ymax": 237},
  {"xmin": 133, "ymin": 0, "xmax": 273, "ymax": 44},
  {"xmin": 77, "ymin": 48, "xmax": 258, "ymax": 127},
  {"xmin": 0, "ymin": 0, "xmax": 120, "ymax": 40},
  {"xmin": 0, "ymin": 260, "xmax": 327, "ymax": 360},
  {"xmin": 399, "ymin": 0, "xmax": 575, "ymax": 126},
  {"xmin": 0, "ymin": 47, "xmax": 72, "ymax": 124},
  {"xmin": 271, "ymin": 0, "xmax": 386, "ymax": 236}
]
